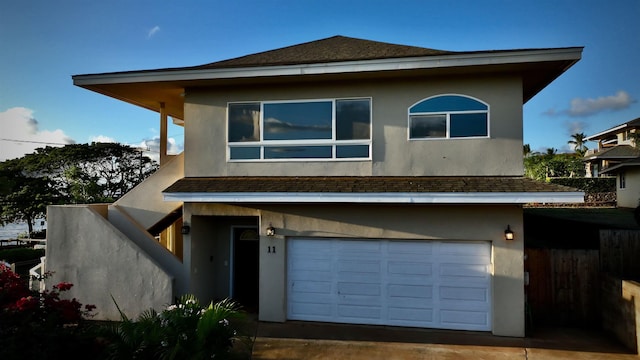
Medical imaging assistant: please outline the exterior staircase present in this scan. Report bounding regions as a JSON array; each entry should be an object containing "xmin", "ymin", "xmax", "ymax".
[{"xmin": 45, "ymin": 153, "xmax": 185, "ymax": 320}]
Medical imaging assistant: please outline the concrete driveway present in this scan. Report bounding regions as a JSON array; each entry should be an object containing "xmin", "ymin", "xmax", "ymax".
[{"xmin": 243, "ymin": 320, "xmax": 637, "ymax": 360}]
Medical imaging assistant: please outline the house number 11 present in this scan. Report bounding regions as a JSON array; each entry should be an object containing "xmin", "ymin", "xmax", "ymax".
[{"xmin": 268, "ymin": 246, "xmax": 276, "ymax": 254}]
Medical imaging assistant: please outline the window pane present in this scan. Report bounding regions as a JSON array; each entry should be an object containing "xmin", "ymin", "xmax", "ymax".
[
  {"xmin": 264, "ymin": 102, "xmax": 332, "ymax": 140},
  {"xmin": 229, "ymin": 146, "xmax": 260, "ymax": 160},
  {"xmin": 264, "ymin": 146, "xmax": 332, "ymax": 159},
  {"xmin": 450, "ymin": 113, "xmax": 488, "ymax": 137},
  {"xmin": 410, "ymin": 115, "xmax": 446, "ymax": 138},
  {"xmin": 336, "ymin": 145, "xmax": 369, "ymax": 158},
  {"xmin": 336, "ymin": 99, "xmax": 371, "ymax": 140},
  {"xmin": 228, "ymin": 103, "xmax": 260, "ymax": 142},
  {"xmin": 410, "ymin": 95, "xmax": 487, "ymax": 113}
]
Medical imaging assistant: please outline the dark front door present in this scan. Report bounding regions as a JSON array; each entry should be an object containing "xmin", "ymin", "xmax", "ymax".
[{"xmin": 232, "ymin": 227, "xmax": 259, "ymax": 312}]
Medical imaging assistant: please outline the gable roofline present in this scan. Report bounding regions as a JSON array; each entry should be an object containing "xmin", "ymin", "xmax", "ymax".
[
  {"xmin": 72, "ymin": 35, "xmax": 583, "ymax": 120},
  {"xmin": 600, "ymin": 158, "xmax": 640, "ymax": 174},
  {"xmin": 586, "ymin": 117, "xmax": 640, "ymax": 141}
]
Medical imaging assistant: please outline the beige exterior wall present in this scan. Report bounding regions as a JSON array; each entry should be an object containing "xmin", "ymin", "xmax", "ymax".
[
  {"xmin": 184, "ymin": 202, "xmax": 525, "ymax": 337},
  {"xmin": 617, "ymin": 168, "xmax": 640, "ymax": 208},
  {"xmin": 46, "ymin": 205, "xmax": 174, "ymax": 320},
  {"xmin": 115, "ymin": 152, "xmax": 184, "ymax": 229},
  {"xmin": 183, "ymin": 75, "xmax": 524, "ymax": 177}
]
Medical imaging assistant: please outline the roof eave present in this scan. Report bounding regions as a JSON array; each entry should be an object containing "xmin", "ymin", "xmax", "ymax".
[
  {"xmin": 73, "ymin": 47, "xmax": 583, "ymax": 86},
  {"xmin": 162, "ymin": 191, "xmax": 585, "ymax": 204}
]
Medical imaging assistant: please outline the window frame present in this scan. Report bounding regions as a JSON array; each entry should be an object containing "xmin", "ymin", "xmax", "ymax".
[
  {"xmin": 227, "ymin": 97, "xmax": 372, "ymax": 162},
  {"xmin": 407, "ymin": 94, "xmax": 490, "ymax": 141}
]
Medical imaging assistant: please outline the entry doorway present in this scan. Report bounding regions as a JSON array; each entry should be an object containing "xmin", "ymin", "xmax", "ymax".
[{"xmin": 231, "ymin": 226, "xmax": 259, "ymax": 313}]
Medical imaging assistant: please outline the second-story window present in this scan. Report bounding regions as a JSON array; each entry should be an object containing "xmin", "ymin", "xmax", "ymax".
[
  {"xmin": 228, "ymin": 98, "xmax": 371, "ymax": 161},
  {"xmin": 408, "ymin": 94, "xmax": 489, "ymax": 140}
]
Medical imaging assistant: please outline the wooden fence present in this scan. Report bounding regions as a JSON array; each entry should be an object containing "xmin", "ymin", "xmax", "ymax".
[
  {"xmin": 526, "ymin": 230, "xmax": 640, "ymax": 329},
  {"xmin": 525, "ymin": 248, "xmax": 600, "ymax": 328}
]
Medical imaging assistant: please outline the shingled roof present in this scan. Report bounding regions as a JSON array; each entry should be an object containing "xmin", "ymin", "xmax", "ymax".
[
  {"xmin": 186, "ymin": 36, "xmax": 458, "ymax": 69},
  {"xmin": 163, "ymin": 176, "xmax": 583, "ymax": 205},
  {"xmin": 164, "ymin": 176, "xmax": 578, "ymax": 193}
]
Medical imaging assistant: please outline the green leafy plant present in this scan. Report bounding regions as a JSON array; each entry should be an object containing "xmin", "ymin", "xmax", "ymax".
[
  {"xmin": 101, "ymin": 294, "xmax": 247, "ymax": 360},
  {"xmin": 0, "ymin": 264, "xmax": 98, "ymax": 359}
]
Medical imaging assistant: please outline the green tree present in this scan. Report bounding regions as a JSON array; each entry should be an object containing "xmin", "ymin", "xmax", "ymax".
[
  {"xmin": 524, "ymin": 152, "xmax": 585, "ymax": 180},
  {"xmin": 0, "ymin": 160, "xmax": 60, "ymax": 234},
  {"xmin": 0, "ymin": 143, "xmax": 158, "ymax": 232},
  {"xmin": 568, "ymin": 132, "xmax": 589, "ymax": 156}
]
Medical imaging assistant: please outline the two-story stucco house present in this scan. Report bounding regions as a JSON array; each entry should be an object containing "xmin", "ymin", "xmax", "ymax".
[
  {"xmin": 584, "ymin": 117, "xmax": 640, "ymax": 178},
  {"xmin": 585, "ymin": 117, "xmax": 640, "ymax": 208},
  {"xmin": 46, "ymin": 36, "xmax": 584, "ymax": 337}
]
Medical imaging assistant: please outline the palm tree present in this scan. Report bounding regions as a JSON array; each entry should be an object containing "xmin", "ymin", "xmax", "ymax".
[
  {"xmin": 568, "ymin": 132, "xmax": 588, "ymax": 156},
  {"xmin": 523, "ymin": 144, "xmax": 531, "ymax": 157}
]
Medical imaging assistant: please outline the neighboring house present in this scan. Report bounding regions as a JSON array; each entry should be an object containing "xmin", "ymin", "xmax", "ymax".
[
  {"xmin": 584, "ymin": 117, "xmax": 640, "ymax": 177},
  {"xmin": 584, "ymin": 117, "xmax": 640, "ymax": 208},
  {"xmin": 47, "ymin": 36, "xmax": 584, "ymax": 337}
]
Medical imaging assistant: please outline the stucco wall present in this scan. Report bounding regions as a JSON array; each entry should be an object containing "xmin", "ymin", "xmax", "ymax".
[
  {"xmin": 617, "ymin": 168, "xmax": 640, "ymax": 208},
  {"xmin": 185, "ymin": 202, "xmax": 524, "ymax": 337},
  {"xmin": 46, "ymin": 205, "xmax": 174, "ymax": 320},
  {"xmin": 183, "ymin": 75, "xmax": 523, "ymax": 177},
  {"xmin": 115, "ymin": 152, "xmax": 184, "ymax": 229}
]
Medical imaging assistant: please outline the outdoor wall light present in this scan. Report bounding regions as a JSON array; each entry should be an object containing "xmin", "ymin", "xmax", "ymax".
[
  {"xmin": 504, "ymin": 225, "xmax": 514, "ymax": 241},
  {"xmin": 181, "ymin": 225, "xmax": 190, "ymax": 235},
  {"xmin": 266, "ymin": 224, "xmax": 276, "ymax": 237}
]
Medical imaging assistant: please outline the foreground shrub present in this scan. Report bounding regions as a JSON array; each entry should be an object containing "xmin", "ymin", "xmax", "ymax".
[
  {"xmin": 100, "ymin": 294, "xmax": 247, "ymax": 360},
  {"xmin": 0, "ymin": 264, "xmax": 97, "ymax": 359}
]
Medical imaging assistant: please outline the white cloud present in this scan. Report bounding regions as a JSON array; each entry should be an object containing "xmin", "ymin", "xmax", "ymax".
[
  {"xmin": 568, "ymin": 90, "xmax": 634, "ymax": 117},
  {"xmin": 136, "ymin": 137, "xmax": 183, "ymax": 163},
  {"xmin": 148, "ymin": 26, "xmax": 160, "ymax": 38},
  {"xmin": 0, "ymin": 107, "xmax": 75, "ymax": 162},
  {"xmin": 90, "ymin": 135, "xmax": 117, "ymax": 143}
]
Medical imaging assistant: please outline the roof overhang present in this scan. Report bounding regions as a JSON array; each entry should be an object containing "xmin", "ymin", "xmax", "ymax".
[
  {"xmin": 161, "ymin": 176, "xmax": 585, "ymax": 205},
  {"xmin": 73, "ymin": 47, "xmax": 583, "ymax": 120},
  {"xmin": 163, "ymin": 191, "xmax": 584, "ymax": 204}
]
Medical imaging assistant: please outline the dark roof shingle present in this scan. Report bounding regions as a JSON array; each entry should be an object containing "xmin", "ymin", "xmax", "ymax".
[
  {"xmin": 163, "ymin": 176, "xmax": 579, "ymax": 194},
  {"xmin": 188, "ymin": 36, "xmax": 457, "ymax": 70}
]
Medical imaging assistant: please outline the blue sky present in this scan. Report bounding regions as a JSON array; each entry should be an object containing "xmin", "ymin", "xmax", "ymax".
[{"xmin": 1, "ymin": 0, "xmax": 639, "ymax": 161}]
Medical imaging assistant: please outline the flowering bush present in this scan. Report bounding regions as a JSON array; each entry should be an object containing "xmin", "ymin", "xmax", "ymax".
[
  {"xmin": 101, "ymin": 294, "xmax": 247, "ymax": 360},
  {"xmin": 0, "ymin": 264, "xmax": 98, "ymax": 359}
]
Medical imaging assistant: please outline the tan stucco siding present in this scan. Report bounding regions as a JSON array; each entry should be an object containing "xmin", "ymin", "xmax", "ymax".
[
  {"xmin": 617, "ymin": 168, "xmax": 640, "ymax": 208},
  {"xmin": 183, "ymin": 75, "xmax": 524, "ymax": 177},
  {"xmin": 46, "ymin": 205, "xmax": 174, "ymax": 321},
  {"xmin": 184, "ymin": 202, "xmax": 524, "ymax": 337}
]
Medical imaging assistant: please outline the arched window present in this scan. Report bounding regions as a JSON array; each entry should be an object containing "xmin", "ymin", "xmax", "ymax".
[{"xmin": 408, "ymin": 94, "xmax": 489, "ymax": 140}]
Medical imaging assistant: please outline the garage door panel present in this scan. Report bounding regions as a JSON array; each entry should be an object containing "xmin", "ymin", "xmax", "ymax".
[
  {"xmin": 338, "ymin": 294, "xmax": 382, "ymax": 307},
  {"xmin": 288, "ymin": 239, "xmax": 491, "ymax": 331},
  {"xmin": 388, "ymin": 261, "xmax": 433, "ymax": 276},
  {"xmin": 388, "ymin": 284, "xmax": 433, "ymax": 299},
  {"xmin": 439, "ymin": 264, "xmax": 491, "ymax": 282},
  {"xmin": 290, "ymin": 280, "xmax": 332, "ymax": 294},
  {"xmin": 388, "ymin": 241, "xmax": 434, "ymax": 255},
  {"xmin": 440, "ymin": 286, "xmax": 489, "ymax": 302},
  {"xmin": 337, "ymin": 282, "xmax": 381, "ymax": 296},
  {"xmin": 338, "ymin": 260, "xmax": 381, "ymax": 273},
  {"xmin": 338, "ymin": 304, "xmax": 381, "ymax": 319},
  {"xmin": 289, "ymin": 302, "xmax": 333, "ymax": 317},
  {"xmin": 389, "ymin": 307, "xmax": 434, "ymax": 323}
]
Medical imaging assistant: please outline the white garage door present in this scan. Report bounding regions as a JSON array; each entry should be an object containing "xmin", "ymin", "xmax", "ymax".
[{"xmin": 287, "ymin": 238, "xmax": 492, "ymax": 331}]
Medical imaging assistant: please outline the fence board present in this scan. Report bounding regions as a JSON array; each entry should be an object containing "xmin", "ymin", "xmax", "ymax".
[{"xmin": 526, "ymin": 248, "xmax": 599, "ymax": 327}]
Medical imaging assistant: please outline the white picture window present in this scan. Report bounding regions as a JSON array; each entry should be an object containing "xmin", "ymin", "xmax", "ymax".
[{"xmin": 228, "ymin": 98, "xmax": 371, "ymax": 161}]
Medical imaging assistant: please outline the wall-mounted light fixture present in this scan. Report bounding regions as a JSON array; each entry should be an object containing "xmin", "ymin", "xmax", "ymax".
[
  {"xmin": 504, "ymin": 225, "xmax": 514, "ymax": 240},
  {"xmin": 266, "ymin": 224, "xmax": 276, "ymax": 237},
  {"xmin": 181, "ymin": 225, "xmax": 191, "ymax": 235}
]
